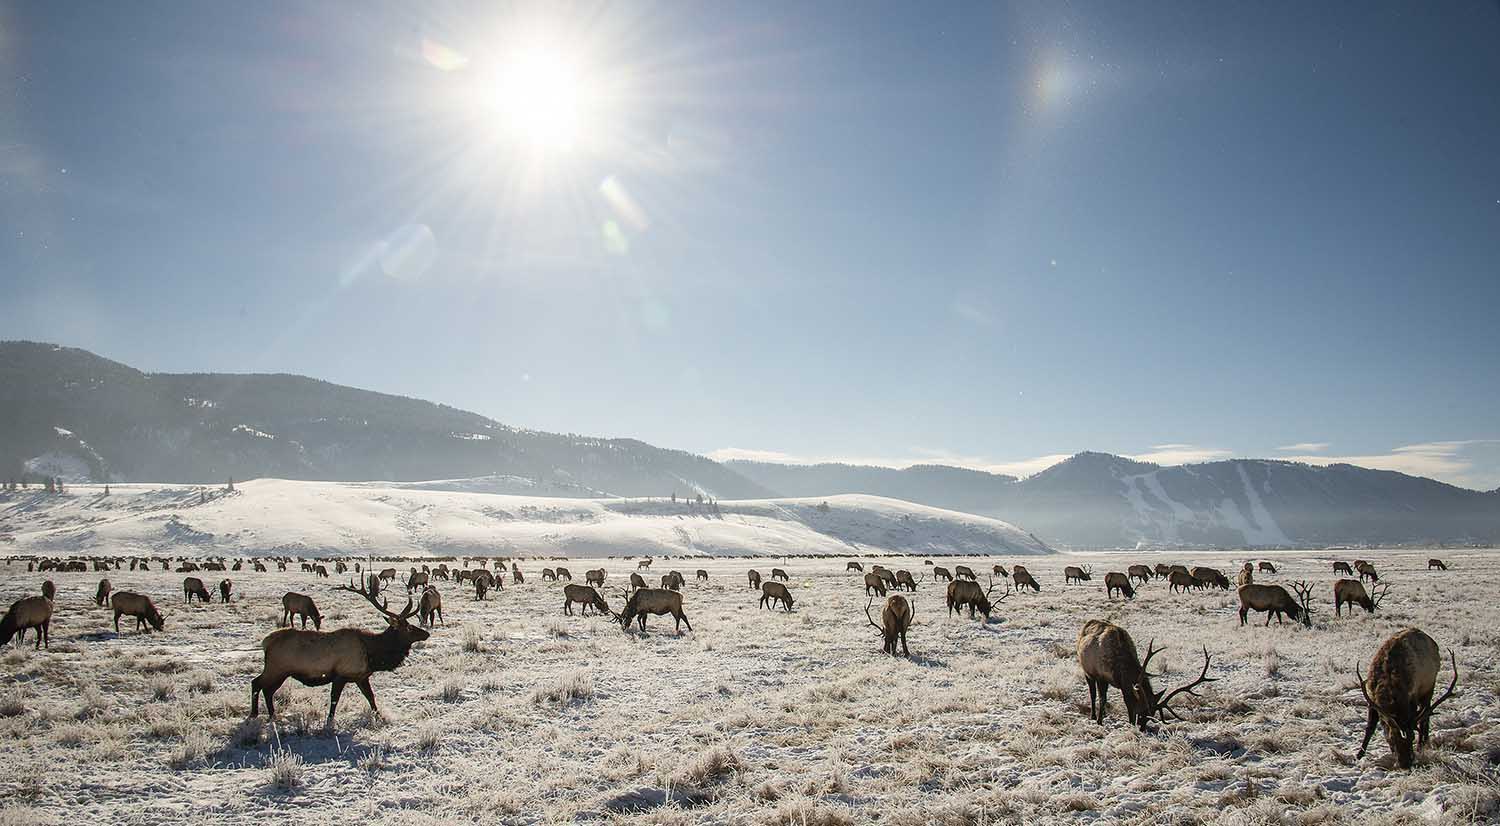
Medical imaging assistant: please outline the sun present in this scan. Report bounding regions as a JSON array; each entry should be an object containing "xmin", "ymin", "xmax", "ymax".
[{"xmin": 487, "ymin": 45, "xmax": 594, "ymax": 152}]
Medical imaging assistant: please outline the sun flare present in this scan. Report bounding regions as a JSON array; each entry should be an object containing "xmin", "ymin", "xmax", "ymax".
[{"xmin": 487, "ymin": 45, "xmax": 594, "ymax": 151}]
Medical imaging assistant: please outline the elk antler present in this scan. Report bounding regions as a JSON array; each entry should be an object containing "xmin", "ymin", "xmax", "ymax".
[
  {"xmin": 1154, "ymin": 646, "xmax": 1217, "ymax": 721},
  {"xmin": 864, "ymin": 596, "xmax": 883, "ymax": 633},
  {"xmin": 338, "ymin": 574, "xmax": 416, "ymax": 622},
  {"xmin": 985, "ymin": 575, "xmax": 1011, "ymax": 603},
  {"xmin": 1370, "ymin": 583, "xmax": 1392, "ymax": 610},
  {"xmin": 1141, "ymin": 638, "xmax": 1165, "ymax": 675},
  {"xmin": 1415, "ymin": 652, "xmax": 1460, "ymax": 726}
]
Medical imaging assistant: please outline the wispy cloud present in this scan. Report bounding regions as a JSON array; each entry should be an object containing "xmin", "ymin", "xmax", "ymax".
[
  {"xmin": 1278, "ymin": 440, "xmax": 1500, "ymax": 490},
  {"xmin": 1276, "ymin": 442, "xmax": 1330, "ymax": 453},
  {"xmin": 1125, "ymin": 444, "xmax": 1234, "ymax": 465}
]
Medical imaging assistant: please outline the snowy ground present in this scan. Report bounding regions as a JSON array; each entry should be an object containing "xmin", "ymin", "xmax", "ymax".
[{"xmin": 1, "ymin": 550, "xmax": 1497, "ymax": 825}]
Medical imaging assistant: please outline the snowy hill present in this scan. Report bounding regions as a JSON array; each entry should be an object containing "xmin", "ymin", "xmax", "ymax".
[{"xmin": 0, "ymin": 479, "xmax": 1051, "ymax": 558}]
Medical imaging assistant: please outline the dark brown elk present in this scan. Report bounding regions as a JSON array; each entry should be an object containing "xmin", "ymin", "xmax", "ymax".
[
  {"xmin": 637, "ymin": 558, "xmax": 653, "ymax": 569},
  {"xmin": 1236, "ymin": 584, "xmax": 1301, "ymax": 626},
  {"xmin": 1154, "ymin": 563, "xmax": 1171, "ymax": 578},
  {"xmin": 541, "ymin": 568, "xmax": 557, "ymax": 581},
  {"xmin": 760, "ymin": 581, "xmax": 795, "ymax": 612},
  {"xmin": 696, "ymin": 569, "xmax": 709, "ymax": 582},
  {"xmin": 895, "ymin": 570, "xmax": 918, "ymax": 592},
  {"xmin": 618, "ymin": 588, "xmax": 691, "ymax": 632},
  {"xmin": 1356, "ymin": 562, "xmax": 1379, "ymax": 583},
  {"xmin": 555, "ymin": 566, "xmax": 573, "ymax": 581},
  {"xmin": 1012, "ymin": 568, "xmax": 1041, "ymax": 593},
  {"xmin": 1236, "ymin": 563, "xmax": 1254, "ymax": 588},
  {"xmin": 661, "ymin": 572, "xmax": 683, "ymax": 591},
  {"xmin": 630, "ymin": 572, "xmax": 648, "ymax": 590},
  {"xmin": 95, "ymin": 578, "xmax": 113, "ymax": 607},
  {"xmin": 846, "ymin": 561, "xmax": 864, "ymax": 572},
  {"xmin": 954, "ymin": 565, "xmax": 977, "ymax": 581},
  {"xmin": 1168, "ymin": 570, "xmax": 1195, "ymax": 593},
  {"xmin": 585, "ymin": 568, "xmax": 605, "ymax": 587},
  {"xmin": 473, "ymin": 571, "xmax": 493, "ymax": 600},
  {"xmin": 313, "ymin": 564, "xmax": 329, "ymax": 578},
  {"xmin": 183, "ymin": 576, "xmax": 212, "ymax": 604},
  {"xmin": 864, "ymin": 572, "xmax": 888, "ymax": 597},
  {"xmin": 946, "ymin": 576, "xmax": 1007, "ymax": 620},
  {"xmin": 112, "ymin": 592, "xmax": 165, "ymax": 633},
  {"xmin": 335, "ymin": 561, "xmax": 347, "ymax": 574},
  {"xmin": 378, "ymin": 567, "xmax": 397, "ymax": 583},
  {"xmin": 865, "ymin": 595, "xmax": 913, "ymax": 657},
  {"xmin": 770, "ymin": 568, "xmax": 789, "ymax": 582},
  {"xmin": 874, "ymin": 567, "xmax": 897, "ymax": 587},
  {"xmin": 1064, "ymin": 565, "xmax": 1093, "ymax": 584},
  {"xmin": 418, "ymin": 586, "xmax": 444, "ymax": 627},
  {"xmin": 1333, "ymin": 561, "xmax": 1354, "ymax": 576},
  {"xmin": 562, "ymin": 584, "xmax": 611, "ymax": 616},
  {"xmin": 1, "ymin": 596, "xmax": 53, "ymax": 649},
  {"xmin": 931, "ymin": 566, "xmax": 953, "ymax": 582},
  {"xmin": 41, "ymin": 580, "xmax": 56, "ymax": 601},
  {"xmin": 1427, "ymin": 558, "xmax": 1447, "ymax": 571},
  {"xmin": 1258, "ymin": 561, "xmax": 1277, "ymax": 574},
  {"xmin": 1190, "ymin": 567, "xmax": 1229, "ymax": 590},
  {"xmin": 281, "ymin": 592, "xmax": 323, "ymax": 629},
  {"xmin": 250, "ymin": 574, "xmax": 430, "ymax": 730},
  {"xmin": 747, "ymin": 569, "xmax": 762, "ymax": 589},
  {"xmin": 407, "ymin": 570, "xmax": 429, "ymax": 592},
  {"xmin": 510, "ymin": 564, "xmax": 524, "ymax": 584},
  {"xmin": 1076, "ymin": 619, "xmax": 1217, "ymax": 730},
  {"xmin": 219, "ymin": 579, "xmax": 233, "ymax": 603},
  {"xmin": 252, "ymin": 561, "xmax": 267, "ymax": 572},
  {"xmin": 1127, "ymin": 565, "xmax": 1152, "ymax": 584},
  {"xmin": 1356, "ymin": 628, "xmax": 1459, "ymax": 769},
  {"xmin": 1104, "ymin": 572, "xmax": 1135, "ymax": 599},
  {"xmin": 1335, "ymin": 579, "xmax": 1390, "ymax": 616}
]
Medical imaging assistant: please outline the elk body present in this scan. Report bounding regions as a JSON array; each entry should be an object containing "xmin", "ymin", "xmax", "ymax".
[
  {"xmin": 661, "ymin": 573, "xmax": 682, "ymax": 591},
  {"xmin": 1104, "ymin": 572, "xmax": 1135, "ymax": 599},
  {"xmin": 378, "ymin": 568, "xmax": 397, "ymax": 583},
  {"xmin": 946, "ymin": 577, "xmax": 1006, "ymax": 620},
  {"xmin": 931, "ymin": 566, "xmax": 953, "ymax": 582},
  {"xmin": 1335, "ymin": 579, "xmax": 1390, "ymax": 616},
  {"xmin": 637, "ymin": 558, "xmax": 653, "ymax": 569},
  {"xmin": 562, "ymin": 584, "xmax": 611, "ymax": 616},
  {"xmin": 41, "ymin": 580, "xmax": 56, "ymax": 601},
  {"xmin": 696, "ymin": 569, "xmax": 709, "ymax": 582},
  {"xmin": 1333, "ymin": 561, "xmax": 1354, "ymax": 576},
  {"xmin": 1427, "ymin": 558, "xmax": 1447, "ymax": 571},
  {"xmin": 1356, "ymin": 628, "xmax": 1459, "ymax": 769},
  {"xmin": 760, "ymin": 581, "xmax": 795, "ymax": 612},
  {"xmin": 95, "ymin": 578, "xmax": 113, "ymax": 606},
  {"xmin": 1168, "ymin": 570, "xmax": 1195, "ymax": 593},
  {"xmin": 418, "ymin": 586, "xmax": 444, "ymax": 626},
  {"xmin": 1356, "ymin": 562, "xmax": 1379, "ymax": 583},
  {"xmin": 1258, "ymin": 561, "xmax": 1277, "ymax": 574},
  {"xmin": 954, "ymin": 565, "xmax": 977, "ymax": 581},
  {"xmin": 219, "ymin": 579, "xmax": 232, "ymax": 603},
  {"xmin": 1012, "ymin": 568, "xmax": 1041, "ymax": 593},
  {"xmin": 1191, "ymin": 567, "xmax": 1230, "ymax": 591},
  {"xmin": 865, "ymin": 595, "xmax": 912, "ymax": 657},
  {"xmin": 112, "ymin": 592, "xmax": 165, "ymax": 633},
  {"xmin": 407, "ymin": 570, "xmax": 429, "ymax": 592},
  {"xmin": 895, "ymin": 570, "xmax": 918, "ymax": 592},
  {"xmin": 1, "ymin": 596, "xmax": 53, "ymax": 649},
  {"xmin": 586, "ymin": 568, "xmax": 605, "ymax": 587},
  {"xmin": 1127, "ymin": 565, "xmax": 1153, "ymax": 584},
  {"xmin": 846, "ymin": 561, "xmax": 864, "ymax": 572},
  {"xmin": 1154, "ymin": 563, "xmax": 1171, "ymax": 578},
  {"xmin": 630, "ymin": 572, "xmax": 648, "ymax": 590},
  {"xmin": 281, "ymin": 592, "xmax": 323, "ymax": 629},
  {"xmin": 1076, "ymin": 619, "xmax": 1216, "ymax": 730},
  {"xmin": 556, "ymin": 566, "xmax": 572, "ymax": 581},
  {"xmin": 864, "ymin": 572, "xmax": 887, "ymax": 597},
  {"xmin": 250, "ymin": 575, "xmax": 430, "ymax": 730},
  {"xmin": 541, "ymin": 568, "xmax": 557, "ymax": 581},
  {"xmin": 183, "ymin": 576, "xmax": 212, "ymax": 604},
  {"xmin": 770, "ymin": 568, "xmax": 789, "ymax": 582},
  {"xmin": 1064, "ymin": 565, "xmax": 1093, "ymax": 584},
  {"xmin": 1237, "ymin": 584, "xmax": 1301, "ymax": 626},
  {"xmin": 747, "ymin": 569, "xmax": 762, "ymax": 589},
  {"xmin": 618, "ymin": 588, "xmax": 691, "ymax": 632}
]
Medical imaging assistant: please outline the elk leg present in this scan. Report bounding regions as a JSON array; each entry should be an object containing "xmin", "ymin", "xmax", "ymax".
[
  {"xmin": 114, "ymin": 612, "xmax": 121, "ymax": 632},
  {"xmin": 354, "ymin": 679, "xmax": 377, "ymax": 714},
  {"xmin": 1097, "ymin": 682, "xmax": 1110, "ymax": 724},
  {"xmin": 1419, "ymin": 700, "xmax": 1431, "ymax": 747},
  {"xmin": 1357, "ymin": 706, "xmax": 1379, "ymax": 758},
  {"xmin": 325, "ymin": 679, "xmax": 347, "ymax": 730},
  {"xmin": 438, "ymin": 607, "xmax": 444, "ymax": 626},
  {"xmin": 261, "ymin": 676, "xmax": 288, "ymax": 720},
  {"xmin": 899, "ymin": 629, "xmax": 909, "ymax": 657},
  {"xmin": 1086, "ymin": 678, "xmax": 1097, "ymax": 720},
  {"xmin": 679, "ymin": 611, "xmax": 692, "ymax": 632}
]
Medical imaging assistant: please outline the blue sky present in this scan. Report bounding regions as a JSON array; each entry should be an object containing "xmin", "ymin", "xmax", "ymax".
[{"xmin": 3, "ymin": 2, "xmax": 1498, "ymax": 489}]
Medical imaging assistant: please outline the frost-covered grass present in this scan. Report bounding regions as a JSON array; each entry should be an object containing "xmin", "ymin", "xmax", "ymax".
[{"xmin": 1, "ymin": 551, "xmax": 1498, "ymax": 824}]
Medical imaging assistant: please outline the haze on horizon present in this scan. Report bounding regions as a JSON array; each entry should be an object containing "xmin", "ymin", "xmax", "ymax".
[{"xmin": 2, "ymin": 2, "xmax": 1498, "ymax": 489}]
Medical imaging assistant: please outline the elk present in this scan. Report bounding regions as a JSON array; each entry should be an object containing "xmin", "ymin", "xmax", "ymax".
[
  {"xmin": 1236, "ymin": 583, "xmax": 1302, "ymax": 626},
  {"xmin": 1427, "ymin": 558, "xmax": 1447, "ymax": 571},
  {"xmin": 1154, "ymin": 563, "xmax": 1171, "ymax": 578},
  {"xmin": 1076, "ymin": 620, "xmax": 1217, "ymax": 730},
  {"xmin": 41, "ymin": 580, "xmax": 56, "ymax": 601},
  {"xmin": 747, "ymin": 569, "xmax": 762, "ymax": 589},
  {"xmin": 281, "ymin": 592, "xmax": 322, "ymax": 629},
  {"xmin": 846, "ymin": 561, "xmax": 864, "ymax": 572},
  {"xmin": 1236, "ymin": 563, "xmax": 1254, "ymax": 588},
  {"xmin": 1104, "ymin": 572, "xmax": 1135, "ymax": 599},
  {"xmin": 865, "ymin": 571, "xmax": 889, "ymax": 596},
  {"xmin": 1335, "ymin": 579, "xmax": 1390, "ymax": 616},
  {"xmin": 1356, "ymin": 562, "xmax": 1379, "ymax": 583},
  {"xmin": 630, "ymin": 572, "xmax": 648, "ymax": 590},
  {"xmin": 252, "ymin": 561, "xmax": 267, "ymax": 573},
  {"xmin": 1168, "ymin": 570, "xmax": 1195, "ymax": 593},
  {"xmin": 555, "ymin": 566, "xmax": 572, "ymax": 581},
  {"xmin": 954, "ymin": 564, "xmax": 977, "ymax": 581},
  {"xmin": 1127, "ymin": 565, "xmax": 1152, "ymax": 584},
  {"xmin": 1, "ymin": 596, "xmax": 53, "ymax": 649},
  {"xmin": 1258, "ymin": 561, "xmax": 1277, "ymax": 574},
  {"xmin": 661, "ymin": 572, "xmax": 683, "ymax": 591},
  {"xmin": 313, "ymin": 564, "xmax": 329, "ymax": 578},
  {"xmin": 618, "ymin": 588, "xmax": 692, "ymax": 632},
  {"xmin": 992, "ymin": 564, "xmax": 1009, "ymax": 578},
  {"xmin": 1333, "ymin": 561, "xmax": 1353, "ymax": 576},
  {"xmin": 770, "ymin": 568, "xmax": 789, "ymax": 582},
  {"xmin": 219, "ymin": 579, "xmax": 233, "ymax": 603},
  {"xmin": 895, "ymin": 570, "xmax": 918, "ymax": 592},
  {"xmin": 112, "ymin": 592, "xmax": 165, "ymax": 633},
  {"xmin": 695, "ymin": 569, "xmax": 708, "ymax": 582},
  {"xmin": 95, "ymin": 578, "xmax": 113, "ymax": 606},
  {"xmin": 585, "ymin": 568, "xmax": 605, "ymax": 587},
  {"xmin": 946, "ymin": 576, "xmax": 1007, "ymax": 620},
  {"xmin": 931, "ymin": 566, "xmax": 953, "ymax": 582},
  {"xmin": 407, "ymin": 570, "xmax": 429, "ymax": 592},
  {"xmin": 760, "ymin": 581, "xmax": 795, "ymax": 612},
  {"xmin": 637, "ymin": 558, "xmax": 652, "ymax": 569},
  {"xmin": 541, "ymin": 568, "xmax": 557, "ymax": 581},
  {"xmin": 865, "ymin": 595, "xmax": 913, "ymax": 657},
  {"xmin": 473, "ymin": 571, "xmax": 493, "ymax": 600},
  {"xmin": 418, "ymin": 586, "xmax": 444, "ymax": 626},
  {"xmin": 183, "ymin": 576, "xmax": 213, "ymax": 604},
  {"xmin": 1190, "ymin": 567, "xmax": 1229, "ymax": 590},
  {"xmin": 562, "ymin": 584, "xmax": 611, "ymax": 616},
  {"xmin": 250, "ymin": 574, "xmax": 430, "ymax": 730},
  {"xmin": 335, "ymin": 561, "xmax": 347, "ymax": 574},
  {"xmin": 378, "ymin": 567, "xmax": 397, "ymax": 583},
  {"xmin": 509, "ymin": 564, "xmax": 524, "ymax": 585},
  {"xmin": 874, "ymin": 567, "xmax": 897, "ymax": 587},
  {"xmin": 1356, "ymin": 628, "xmax": 1459, "ymax": 769},
  {"xmin": 1012, "ymin": 568, "xmax": 1041, "ymax": 593},
  {"xmin": 1064, "ymin": 565, "xmax": 1093, "ymax": 584}
]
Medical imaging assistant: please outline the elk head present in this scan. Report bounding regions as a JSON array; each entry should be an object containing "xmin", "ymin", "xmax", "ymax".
[
  {"xmin": 337, "ymin": 574, "xmax": 429, "ymax": 647},
  {"xmin": 1357, "ymin": 652, "xmax": 1458, "ymax": 768},
  {"xmin": 1140, "ymin": 641, "xmax": 1218, "ymax": 728}
]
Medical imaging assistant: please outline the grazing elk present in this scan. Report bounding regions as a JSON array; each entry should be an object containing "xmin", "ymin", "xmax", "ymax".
[
  {"xmin": 747, "ymin": 569, "xmax": 762, "ymax": 590},
  {"xmin": 992, "ymin": 564, "xmax": 1010, "ymax": 578},
  {"xmin": 864, "ymin": 572, "xmax": 888, "ymax": 597},
  {"xmin": 946, "ymin": 576, "xmax": 1007, "ymax": 620},
  {"xmin": 865, "ymin": 595, "xmax": 913, "ymax": 657},
  {"xmin": 1333, "ymin": 561, "xmax": 1354, "ymax": 576},
  {"xmin": 846, "ymin": 561, "xmax": 864, "ymax": 572},
  {"xmin": 1076, "ymin": 620, "xmax": 1217, "ymax": 730},
  {"xmin": 770, "ymin": 568, "xmax": 789, "ymax": 582},
  {"xmin": 1064, "ymin": 565, "xmax": 1093, "ymax": 585},
  {"xmin": 618, "ymin": 588, "xmax": 692, "ymax": 632},
  {"xmin": 696, "ymin": 569, "xmax": 709, "ymax": 582},
  {"xmin": 112, "ymin": 592, "xmax": 165, "ymax": 633},
  {"xmin": 281, "ymin": 592, "xmax": 323, "ymax": 629},
  {"xmin": 555, "ymin": 566, "xmax": 572, "ymax": 581},
  {"xmin": 95, "ymin": 578, "xmax": 113, "ymax": 607},
  {"xmin": 1236, "ymin": 583, "xmax": 1309, "ymax": 626},
  {"xmin": 1168, "ymin": 570, "xmax": 1195, "ymax": 593},
  {"xmin": 1191, "ymin": 567, "xmax": 1230, "ymax": 591},
  {"xmin": 541, "ymin": 568, "xmax": 557, "ymax": 581},
  {"xmin": 183, "ymin": 576, "xmax": 213, "ymax": 604},
  {"xmin": 1104, "ymin": 572, "xmax": 1135, "ymax": 600},
  {"xmin": 585, "ymin": 568, "xmax": 605, "ymax": 587},
  {"xmin": 630, "ymin": 572, "xmax": 648, "ymax": 590},
  {"xmin": 511, "ymin": 564, "xmax": 524, "ymax": 585},
  {"xmin": 562, "ymin": 584, "xmax": 611, "ymax": 616},
  {"xmin": 250, "ymin": 575, "xmax": 430, "ymax": 730},
  {"xmin": 1258, "ymin": 561, "xmax": 1277, "ymax": 574},
  {"xmin": 1, "ymin": 596, "xmax": 53, "ymax": 649},
  {"xmin": 1356, "ymin": 561, "xmax": 1379, "ymax": 583},
  {"xmin": 313, "ymin": 564, "xmax": 329, "ymax": 579},
  {"xmin": 954, "ymin": 565, "xmax": 977, "ymax": 581},
  {"xmin": 895, "ymin": 570, "xmax": 918, "ymax": 592},
  {"xmin": 874, "ymin": 567, "xmax": 897, "ymax": 587},
  {"xmin": 378, "ymin": 567, "xmax": 397, "ymax": 583},
  {"xmin": 418, "ymin": 586, "xmax": 444, "ymax": 627},
  {"xmin": 335, "ymin": 561, "xmax": 347, "ymax": 574},
  {"xmin": 760, "ymin": 581, "xmax": 796, "ymax": 612},
  {"xmin": 41, "ymin": 580, "xmax": 56, "ymax": 601},
  {"xmin": 1012, "ymin": 567, "xmax": 1041, "ymax": 593},
  {"xmin": 1127, "ymin": 565, "xmax": 1153, "ymax": 585},
  {"xmin": 1427, "ymin": 558, "xmax": 1447, "ymax": 571},
  {"xmin": 661, "ymin": 572, "xmax": 683, "ymax": 592},
  {"xmin": 219, "ymin": 579, "xmax": 233, "ymax": 603},
  {"xmin": 473, "ymin": 571, "xmax": 493, "ymax": 600},
  {"xmin": 931, "ymin": 566, "xmax": 953, "ymax": 582},
  {"xmin": 1356, "ymin": 628, "xmax": 1459, "ymax": 769},
  {"xmin": 407, "ymin": 570, "xmax": 429, "ymax": 593},
  {"xmin": 1154, "ymin": 563, "xmax": 1171, "ymax": 578},
  {"xmin": 252, "ymin": 561, "xmax": 267, "ymax": 573},
  {"xmin": 1335, "ymin": 579, "xmax": 1390, "ymax": 616}
]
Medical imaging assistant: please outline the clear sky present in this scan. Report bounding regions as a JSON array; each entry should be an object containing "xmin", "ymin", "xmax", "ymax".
[{"xmin": 3, "ymin": 2, "xmax": 1499, "ymax": 489}]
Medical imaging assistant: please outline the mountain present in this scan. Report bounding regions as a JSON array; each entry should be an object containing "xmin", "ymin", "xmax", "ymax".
[
  {"xmin": 0, "ymin": 342, "xmax": 771, "ymax": 499},
  {"xmin": 724, "ymin": 461, "xmax": 1018, "ymax": 515},
  {"xmin": 730, "ymin": 451, "xmax": 1500, "ymax": 548}
]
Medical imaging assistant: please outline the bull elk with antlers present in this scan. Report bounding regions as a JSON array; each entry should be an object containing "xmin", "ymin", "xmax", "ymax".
[
  {"xmin": 895, "ymin": 570, "xmax": 918, "ymax": 592},
  {"xmin": 1076, "ymin": 620, "xmax": 1217, "ymax": 730},
  {"xmin": 630, "ymin": 572, "xmax": 648, "ymax": 590},
  {"xmin": 946, "ymin": 576, "xmax": 1007, "ymax": 620},
  {"xmin": 954, "ymin": 564, "xmax": 977, "ymax": 581},
  {"xmin": 1335, "ymin": 579, "xmax": 1390, "ymax": 616},
  {"xmin": 1356, "ymin": 561, "xmax": 1380, "ymax": 583},
  {"xmin": 931, "ymin": 566, "xmax": 953, "ymax": 582},
  {"xmin": 562, "ymin": 584, "xmax": 611, "ymax": 616},
  {"xmin": 1127, "ymin": 565, "xmax": 1152, "ymax": 585},
  {"xmin": 1064, "ymin": 565, "xmax": 1093, "ymax": 584},
  {"xmin": 1012, "ymin": 567, "xmax": 1041, "ymax": 593},
  {"xmin": 865, "ymin": 595, "xmax": 913, "ymax": 657},
  {"xmin": 1356, "ymin": 628, "xmax": 1459, "ymax": 769},
  {"xmin": 250, "ymin": 574, "xmax": 430, "ymax": 730},
  {"xmin": 618, "ymin": 588, "xmax": 692, "ymax": 632},
  {"xmin": 183, "ymin": 576, "xmax": 212, "ymax": 604},
  {"xmin": 1237, "ymin": 581, "xmax": 1314, "ymax": 627}
]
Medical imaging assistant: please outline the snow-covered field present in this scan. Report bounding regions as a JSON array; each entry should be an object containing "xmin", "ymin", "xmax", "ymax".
[
  {"xmin": 0, "ymin": 480, "xmax": 1049, "ymax": 558},
  {"xmin": 2, "ymin": 550, "xmax": 1497, "ymax": 825}
]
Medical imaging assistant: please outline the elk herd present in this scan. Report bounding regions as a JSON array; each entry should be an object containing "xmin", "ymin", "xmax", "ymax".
[{"xmin": 0, "ymin": 551, "xmax": 1471, "ymax": 769}]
